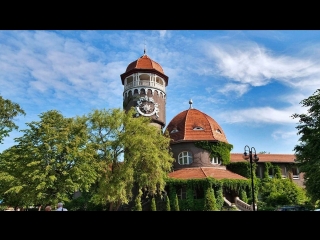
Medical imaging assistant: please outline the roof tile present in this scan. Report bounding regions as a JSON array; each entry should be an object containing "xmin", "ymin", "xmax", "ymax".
[{"xmin": 168, "ymin": 167, "xmax": 247, "ymax": 180}]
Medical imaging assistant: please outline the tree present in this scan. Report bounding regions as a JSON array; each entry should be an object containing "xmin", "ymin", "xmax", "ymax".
[
  {"xmin": 259, "ymin": 178, "xmax": 308, "ymax": 207},
  {"xmin": 173, "ymin": 193, "xmax": 180, "ymax": 211},
  {"xmin": 0, "ymin": 95, "xmax": 26, "ymax": 145},
  {"xmin": 165, "ymin": 195, "xmax": 171, "ymax": 211},
  {"xmin": 134, "ymin": 189, "xmax": 142, "ymax": 211},
  {"xmin": 291, "ymin": 89, "xmax": 320, "ymax": 202},
  {"xmin": 86, "ymin": 108, "xmax": 174, "ymax": 211},
  {"xmin": 215, "ymin": 186, "xmax": 224, "ymax": 210},
  {"xmin": 150, "ymin": 197, "xmax": 156, "ymax": 211},
  {"xmin": 0, "ymin": 110, "xmax": 100, "ymax": 208},
  {"xmin": 204, "ymin": 187, "xmax": 217, "ymax": 211}
]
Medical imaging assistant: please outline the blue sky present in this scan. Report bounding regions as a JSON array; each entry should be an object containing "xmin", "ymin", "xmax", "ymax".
[{"xmin": 0, "ymin": 30, "xmax": 318, "ymax": 154}]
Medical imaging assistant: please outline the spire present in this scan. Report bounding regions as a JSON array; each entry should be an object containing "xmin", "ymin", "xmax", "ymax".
[
  {"xmin": 144, "ymin": 39, "xmax": 146, "ymax": 55},
  {"xmin": 189, "ymin": 99, "xmax": 193, "ymax": 109}
]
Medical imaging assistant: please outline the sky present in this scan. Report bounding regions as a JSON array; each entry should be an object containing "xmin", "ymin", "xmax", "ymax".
[{"xmin": 0, "ymin": 30, "xmax": 319, "ymax": 154}]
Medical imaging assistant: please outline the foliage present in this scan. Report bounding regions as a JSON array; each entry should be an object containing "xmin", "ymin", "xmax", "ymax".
[
  {"xmin": 291, "ymin": 88, "xmax": 320, "ymax": 203},
  {"xmin": 215, "ymin": 186, "xmax": 224, "ymax": 210},
  {"xmin": 151, "ymin": 197, "xmax": 156, "ymax": 211},
  {"xmin": 194, "ymin": 141, "xmax": 233, "ymax": 165},
  {"xmin": 259, "ymin": 178, "xmax": 309, "ymax": 207},
  {"xmin": 173, "ymin": 193, "xmax": 179, "ymax": 211},
  {"xmin": 239, "ymin": 188, "xmax": 248, "ymax": 203},
  {"xmin": 165, "ymin": 195, "xmax": 170, "ymax": 211},
  {"xmin": 204, "ymin": 187, "xmax": 217, "ymax": 211},
  {"xmin": 87, "ymin": 108, "xmax": 174, "ymax": 211},
  {"xmin": 0, "ymin": 110, "xmax": 99, "ymax": 207},
  {"xmin": 263, "ymin": 162, "xmax": 273, "ymax": 179},
  {"xmin": 0, "ymin": 95, "xmax": 26, "ymax": 145},
  {"xmin": 65, "ymin": 192, "xmax": 108, "ymax": 211},
  {"xmin": 186, "ymin": 187, "xmax": 194, "ymax": 210},
  {"xmin": 134, "ymin": 189, "xmax": 142, "ymax": 211},
  {"xmin": 227, "ymin": 162, "xmax": 252, "ymax": 178},
  {"xmin": 274, "ymin": 165, "xmax": 282, "ymax": 179}
]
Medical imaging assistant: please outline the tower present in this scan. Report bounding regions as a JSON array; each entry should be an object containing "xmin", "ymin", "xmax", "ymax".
[{"xmin": 120, "ymin": 50, "xmax": 169, "ymax": 129}]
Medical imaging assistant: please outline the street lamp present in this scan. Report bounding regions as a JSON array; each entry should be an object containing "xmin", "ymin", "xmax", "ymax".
[{"xmin": 243, "ymin": 145, "xmax": 259, "ymax": 211}]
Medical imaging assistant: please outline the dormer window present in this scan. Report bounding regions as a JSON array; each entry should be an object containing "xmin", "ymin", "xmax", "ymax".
[
  {"xmin": 193, "ymin": 126, "xmax": 204, "ymax": 130},
  {"xmin": 216, "ymin": 129, "xmax": 222, "ymax": 134},
  {"xmin": 210, "ymin": 157, "xmax": 221, "ymax": 165},
  {"xmin": 171, "ymin": 128, "xmax": 179, "ymax": 133}
]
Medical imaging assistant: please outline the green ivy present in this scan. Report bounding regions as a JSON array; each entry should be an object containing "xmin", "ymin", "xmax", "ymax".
[
  {"xmin": 204, "ymin": 187, "xmax": 217, "ymax": 211},
  {"xmin": 215, "ymin": 186, "xmax": 224, "ymax": 210},
  {"xmin": 227, "ymin": 162, "xmax": 252, "ymax": 178},
  {"xmin": 165, "ymin": 178, "xmax": 250, "ymax": 211},
  {"xmin": 194, "ymin": 141, "xmax": 233, "ymax": 165}
]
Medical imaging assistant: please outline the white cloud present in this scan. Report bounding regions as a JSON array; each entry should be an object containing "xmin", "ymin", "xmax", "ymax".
[
  {"xmin": 202, "ymin": 41, "xmax": 320, "ymax": 97},
  {"xmin": 219, "ymin": 106, "xmax": 300, "ymax": 124},
  {"xmin": 271, "ymin": 130, "xmax": 297, "ymax": 140},
  {"xmin": 217, "ymin": 83, "xmax": 250, "ymax": 97}
]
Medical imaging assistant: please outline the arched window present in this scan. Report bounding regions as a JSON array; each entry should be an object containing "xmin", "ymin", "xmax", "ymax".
[{"xmin": 178, "ymin": 151, "xmax": 193, "ymax": 165}]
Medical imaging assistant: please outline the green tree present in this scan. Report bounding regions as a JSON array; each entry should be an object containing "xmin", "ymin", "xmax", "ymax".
[
  {"xmin": 0, "ymin": 95, "xmax": 26, "ymax": 144},
  {"xmin": 86, "ymin": 108, "xmax": 174, "ymax": 211},
  {"xmin": 165, "ymin": 195, "xmax": 171, "ymax": 211},
  {"xmin": 151, "ymin": 197, "xmax": 156, "ymax": 211},
  {"xmin": 204, "ymin": 187, "xmax": 217, "ymax": 211},
  {"xmin": 291, "ymin": 89, "xmax": 320, "ymax": 202},
  {"xmin": 259, "ymin": 178, "xmax": 308, "ymax": 207},
  {"xmin": 0, "ymin": 110, "xmax": 99, "ymax": 208},
  {"xmin": 173, "ymin": 193, "xmax": 180, "ymax": 211},
  {"xmin": 215, "ymin": 186, "xmax": 224, "ymax": 210},
  {"xmin": 134, "ymin": 189, "xmax": 142, "ymax": 211}
]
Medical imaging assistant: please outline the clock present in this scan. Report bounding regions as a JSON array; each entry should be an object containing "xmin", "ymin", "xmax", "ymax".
[{"xmin": 135, "ymin": 96, "xmax": 159, "ymax": 118}]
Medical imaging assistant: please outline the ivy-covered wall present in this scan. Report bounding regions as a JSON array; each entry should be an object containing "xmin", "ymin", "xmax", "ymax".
[
  {"xmin": 194, "ymin": 141, "xmax": 233, "ymax": 165},
  {"xmin": 165, "ymin": 177, "xmax": 250, "ymax": 211}
]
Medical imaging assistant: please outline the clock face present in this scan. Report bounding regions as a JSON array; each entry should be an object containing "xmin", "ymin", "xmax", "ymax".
[{"xmin": 135, "ymin": 96, "xmax": 159, "ymax": 118}]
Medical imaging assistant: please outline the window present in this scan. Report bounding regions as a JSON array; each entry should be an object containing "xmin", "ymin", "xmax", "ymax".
[
  {"xmin": 177, "ymin": 187, "xmax": 186, "ymax": 199},
  {"xmin": 292, "ymin": 167, "xmax": 300, "ymax": 179},
  {"xmin": 256, "ymin": 165, "xmax": 262, "ymax": 178},
  {"xmin": 210, "ymin": 157, "xmax": 221, "ymax": 165},
  {"xmin": 268, "ymin": 168, "xmax": 274, "ymax": 178},
  {"xmin": 178, "ymin": 151, "xmax": 193, "ymax": 165},
  {"xmin": 170, "ymin": 128, "xmax": 178, "ymax": 133},
  {"xmin": 281, "ymin": 166, "xmax": 287, "ymax": 179},
  {"xmin": 193, "ymin": 126, "xmax": 204, "ymax": 130}
]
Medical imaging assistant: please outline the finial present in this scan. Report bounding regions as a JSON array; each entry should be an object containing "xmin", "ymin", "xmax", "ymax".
[
  {"xmin": 144, "ymin": 39, "xmax": 146, "ymax": 55},
  {"xmin": 189, "ymin": 99, "xmax": 193, "ymax": 109}
]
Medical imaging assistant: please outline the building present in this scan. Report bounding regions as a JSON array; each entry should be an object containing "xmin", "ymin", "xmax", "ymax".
[
  {"xmin": 230, "ymin": 153, "xmax": 304, "ymax": 187},
  {"xmin": 120, "ymin": 50, "xmax": 302, "ymax": 210}
]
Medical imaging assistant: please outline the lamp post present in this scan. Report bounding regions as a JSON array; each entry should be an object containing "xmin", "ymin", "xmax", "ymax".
[{"xmin": 243, "ymin": 145, "xmax": 259, "ymax": 211}]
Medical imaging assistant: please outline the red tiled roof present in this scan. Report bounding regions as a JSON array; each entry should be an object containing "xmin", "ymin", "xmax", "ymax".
[
  {"xmin": 168, "ymin": 167, "xmax": 247, "ymax": 180},
  {"xmin": 165, "ymin": 108, "xmax": 228, "ymax": 143},
  {"xmin": 125, "ymin": 54, "xmax": 164, "ymax": 74},
  {"xmin": 120, "ymin": 54, "xmax": 168, "ymax": 85},
  {"xmin": 230, "ymin": 153, "xmax": 296, "ymax": 163}
]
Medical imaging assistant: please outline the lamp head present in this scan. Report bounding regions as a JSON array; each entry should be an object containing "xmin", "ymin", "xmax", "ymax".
[
  {"xmin": 253, "ymin": 154, "xmax": 259, "ymax": 162},
  {"xmin": 243, "ymin": 151, "xmax": 250, "ymax": 160}
]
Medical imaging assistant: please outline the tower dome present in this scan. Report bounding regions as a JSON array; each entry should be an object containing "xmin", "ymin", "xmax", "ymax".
[
  {"xmin": 120, "ymin": 51, "xmax": 168, "ymax": 85},
  {"xmin": 165, "ymin": 100, "xmax": 228, "ymax": 144}
]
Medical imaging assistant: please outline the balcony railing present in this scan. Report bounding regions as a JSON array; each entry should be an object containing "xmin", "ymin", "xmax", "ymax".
[
  {"xmin": 124, "ymin": 80, "xmax": 165, "ymax": 92},
  {"xmin": 235, "ymin": 197, "xmax": 257, "ymax": 211}
]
